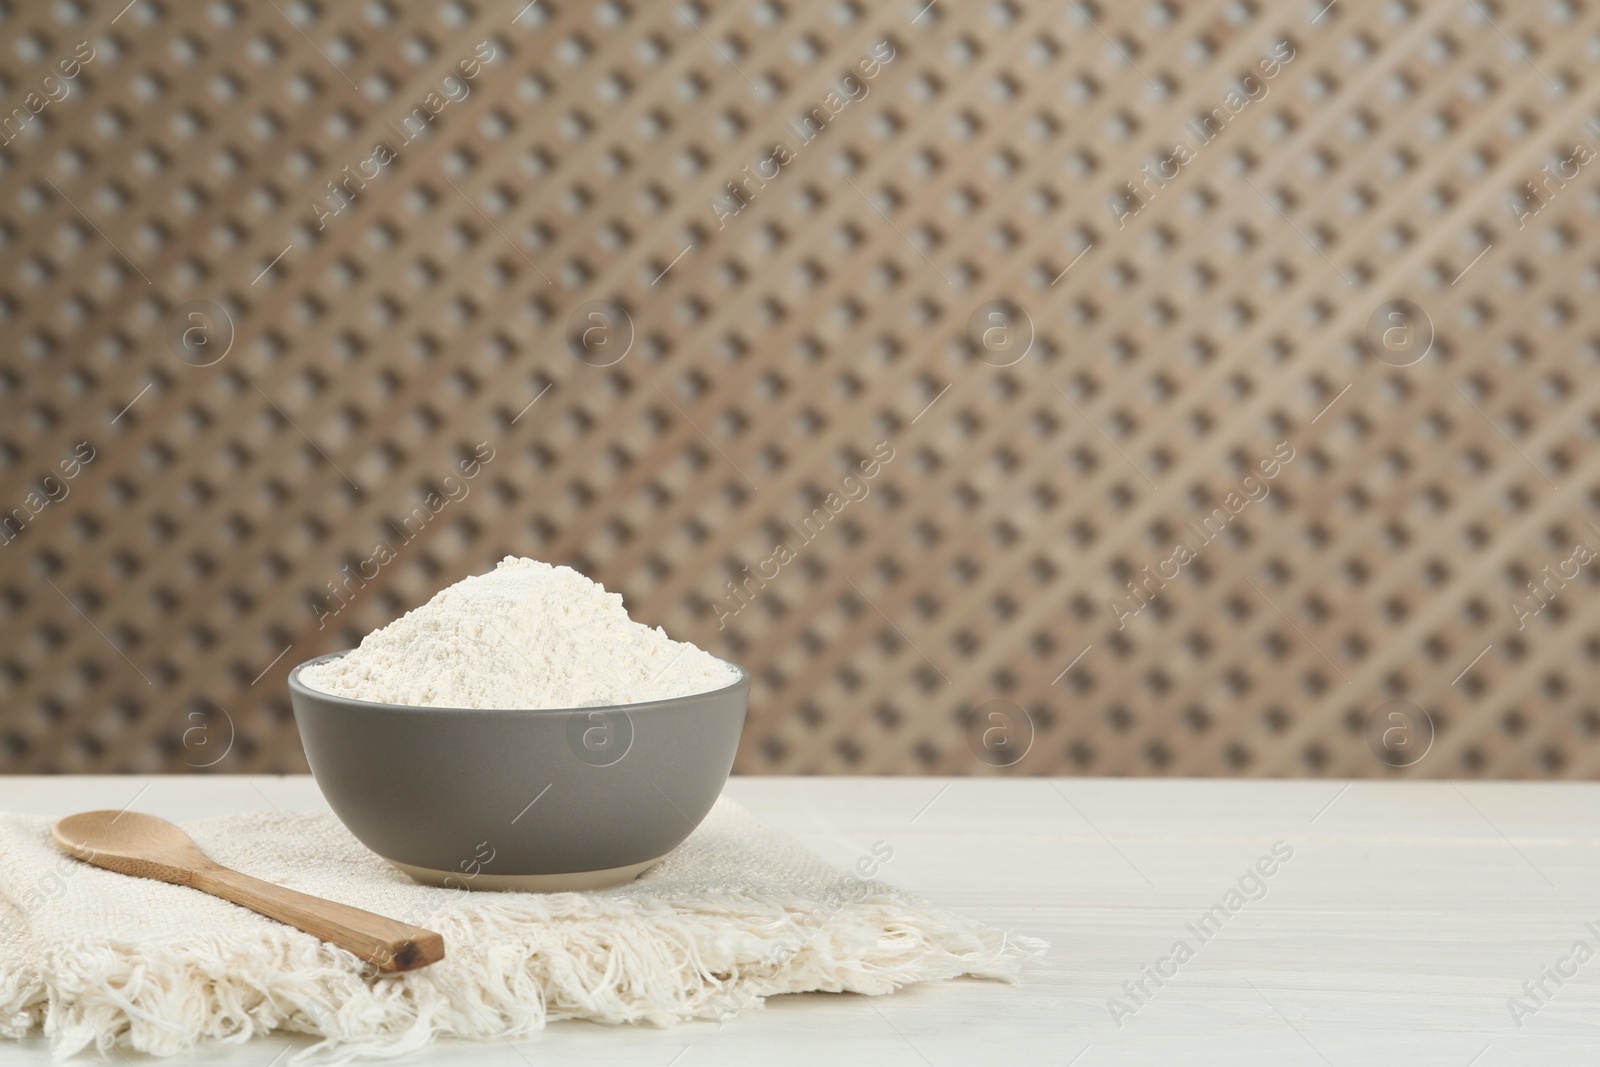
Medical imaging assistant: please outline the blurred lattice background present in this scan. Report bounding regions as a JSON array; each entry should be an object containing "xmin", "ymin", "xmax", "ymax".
[{"xmin": 2, "ymin": 0, "xmax": 1599, "ymax": 776}]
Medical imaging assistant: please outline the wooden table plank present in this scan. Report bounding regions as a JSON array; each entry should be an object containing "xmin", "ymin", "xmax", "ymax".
[{"xmin": 0, "ymin": 777, "xmax": 1595, "ymax": 1065}]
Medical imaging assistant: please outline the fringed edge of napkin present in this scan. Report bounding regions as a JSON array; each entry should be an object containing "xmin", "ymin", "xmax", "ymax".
[{"xmin": 0, "ymin": 883, "xmax": 1047, "ymax": 1064}]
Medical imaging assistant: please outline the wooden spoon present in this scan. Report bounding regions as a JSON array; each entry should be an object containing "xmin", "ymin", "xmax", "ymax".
[{"xmin": 52, "ymin": 809, "xmax": 444, "ymax": 973}]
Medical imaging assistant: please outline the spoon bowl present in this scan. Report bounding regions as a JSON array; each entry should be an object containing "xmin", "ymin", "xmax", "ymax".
[{"xmin": 54, "ymin": 809, "xmax": 213, "ymax": 884}]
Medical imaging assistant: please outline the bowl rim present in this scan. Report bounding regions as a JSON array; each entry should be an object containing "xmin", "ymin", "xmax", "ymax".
[{"xmin": 287, "ymin": 648, "xmax": 749, "ymax": 715}]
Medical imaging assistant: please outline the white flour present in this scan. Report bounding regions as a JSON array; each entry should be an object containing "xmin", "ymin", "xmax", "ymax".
[{"xmin": 300, "ymin": 557, "xmax": 738, "ymax": 708}]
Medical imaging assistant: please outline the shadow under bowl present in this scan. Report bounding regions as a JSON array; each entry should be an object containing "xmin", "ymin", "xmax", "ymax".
[{"xmin": 288, "ymin": 651, "xmax": 749, "ymax": 891}]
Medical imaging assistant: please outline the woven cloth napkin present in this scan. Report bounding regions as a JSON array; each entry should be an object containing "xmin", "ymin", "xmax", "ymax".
[{"xmin": 0, "ymin": 798, "xmax": 1044, "ymax": 1062}]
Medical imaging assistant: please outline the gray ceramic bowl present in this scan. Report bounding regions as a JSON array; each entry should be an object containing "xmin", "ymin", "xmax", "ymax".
[{"xmin": 288, "ymin": 651, "xmax": 748, "ymax": 891}]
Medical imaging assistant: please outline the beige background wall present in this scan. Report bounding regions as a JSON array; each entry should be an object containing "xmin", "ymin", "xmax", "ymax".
[{"xmin": 1, "ymin": 0, "xmax": 1596, "ymax": 776}]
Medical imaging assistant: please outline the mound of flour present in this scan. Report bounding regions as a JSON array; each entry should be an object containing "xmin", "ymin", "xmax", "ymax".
[{"xmin": 300, "ymin": 557, "xmax": 737, "ymax": 708}]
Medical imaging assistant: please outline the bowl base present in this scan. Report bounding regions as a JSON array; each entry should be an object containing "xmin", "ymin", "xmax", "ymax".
[{"xmin": 387, "ymin": 855, "xmax": 663, "ymax": 892}]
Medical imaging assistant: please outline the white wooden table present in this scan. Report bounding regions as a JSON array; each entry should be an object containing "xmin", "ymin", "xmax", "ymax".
[{"xmin": 2, "ymin": 776, "xmax": 1595, "ymax": 1065}]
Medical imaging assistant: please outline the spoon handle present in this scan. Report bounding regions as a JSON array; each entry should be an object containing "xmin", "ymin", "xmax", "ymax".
[{"xmin": 192, "ymin": 865, "xmax": 444, "ymax": 972}]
